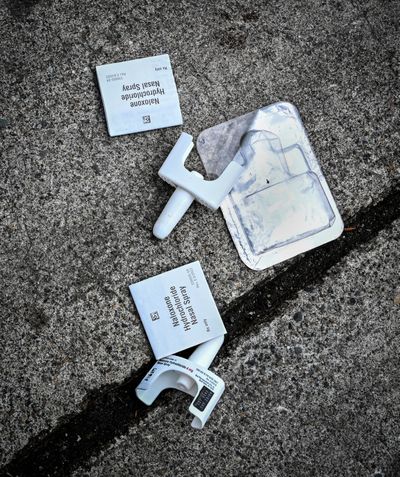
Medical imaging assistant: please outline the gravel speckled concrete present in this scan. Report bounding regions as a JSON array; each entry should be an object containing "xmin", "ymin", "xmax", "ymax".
[
  {"xmin": 73, "ymin": 219, "xmax": 400, "ymax": 477},
  {"xmin": 0, "ymin": 0, "xmax": 399, "ymax": 468}
]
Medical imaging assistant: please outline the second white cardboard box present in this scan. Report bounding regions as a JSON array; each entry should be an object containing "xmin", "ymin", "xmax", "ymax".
[{"xmin": 129, "ymin": 261, "xmax": 226, "ymax": 359}]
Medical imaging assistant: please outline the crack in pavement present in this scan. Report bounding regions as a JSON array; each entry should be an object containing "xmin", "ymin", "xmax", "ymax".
[
  {"xmin": 1, "ymin": 185, "xmax": 399, "ymax": 477},
  {"xmin": 218, "ymin": 184, "xmax": 400, "ymax": 358}
]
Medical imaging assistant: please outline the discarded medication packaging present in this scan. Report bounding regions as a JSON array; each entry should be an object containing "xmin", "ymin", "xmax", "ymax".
[
  {"xmin": 130, "ymin": 261, "xmax": 226, "ymax": 428},
  {"xmin": 197, "ymin": 102, "xmax": 343, "ymax": 269}
]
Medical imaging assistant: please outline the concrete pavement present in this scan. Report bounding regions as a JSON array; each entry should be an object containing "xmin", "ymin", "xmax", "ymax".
[
  {"xmin": 73, "ymin": 219, "xmax": 400, "ymax": 477},
  {"xmin": 0, "ymin": 0, "xmax": 399, "ymax": 474}
]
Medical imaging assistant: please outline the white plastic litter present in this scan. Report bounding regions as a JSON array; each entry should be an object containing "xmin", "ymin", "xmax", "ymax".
[
  {"xmin": 153, "ymin": 132, "xmax": 244, "ymax": 239},
  {"xmin": 136, "ymin": 336, "xmax": 225, "ymax": 429},
  {"xmin": 197, "ymin": 102, "xmax": 343, "ymax": 270}
]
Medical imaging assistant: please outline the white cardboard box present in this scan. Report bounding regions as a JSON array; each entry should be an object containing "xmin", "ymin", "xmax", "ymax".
[
  {"xmin": 96, "ymin": 54, "xmax": 182, "ymax": 136},
  {"xmin": 129, "ymin": 261, "xmax": 226, "ymax": 359}
]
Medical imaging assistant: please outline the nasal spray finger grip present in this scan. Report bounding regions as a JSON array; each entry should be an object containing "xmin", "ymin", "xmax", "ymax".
[
  {"xmin": 153, "ymin": 132, "xmax": 244, "ymax": 239},
  {"xmin": 136, "ymin": 336, "xmax": 225, "ymax": 429}
]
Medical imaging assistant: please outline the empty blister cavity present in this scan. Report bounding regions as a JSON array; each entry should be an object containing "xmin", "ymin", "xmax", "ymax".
[
  {"xmin": 232, "ymin": 130, "xmax": 335, "ymax": 255},
  {"xmin": 197, "ymin": 103, "xmax": 343, "ymax": 270}
]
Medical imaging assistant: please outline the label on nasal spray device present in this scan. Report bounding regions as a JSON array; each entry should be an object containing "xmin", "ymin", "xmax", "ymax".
[{"xmin": 129, "ymin": 261, "xmax": 226, "ymax": 359}]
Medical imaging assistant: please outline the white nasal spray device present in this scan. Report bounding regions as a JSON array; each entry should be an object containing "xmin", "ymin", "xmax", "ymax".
[
  {"xmin": 153, "ymin": 132, "xmax": 244, "ymax": 239},
  {"xmin": 136, "ymin": 336, "xmax": 225, "ymax": 429}
]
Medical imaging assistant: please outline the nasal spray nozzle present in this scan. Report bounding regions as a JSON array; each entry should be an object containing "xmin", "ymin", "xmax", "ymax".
[
  {"xmin": 176, "ymin": 335, "xmax": 224, "ymax": 392},
  {"xmin": 153, "ymin": 132, "xmax": 244, "ymax": 239},
  {"xmin": 136, "ymin": 335, "xmax": 225, "ymax": 429}
]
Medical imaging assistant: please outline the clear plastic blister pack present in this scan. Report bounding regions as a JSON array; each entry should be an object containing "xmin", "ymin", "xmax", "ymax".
[{"xmin": 197, "ymin": 102, "xmax": 343, "ymax": 270}]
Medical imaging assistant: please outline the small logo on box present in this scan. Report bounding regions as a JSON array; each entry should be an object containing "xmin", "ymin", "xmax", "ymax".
[
  {"xmin": 143, "ymin": 115, "xmax": 151, "ymax": 124},
  {"xmin": 150, "ymin": 311, "xmax": 160, "ymax": 321}
]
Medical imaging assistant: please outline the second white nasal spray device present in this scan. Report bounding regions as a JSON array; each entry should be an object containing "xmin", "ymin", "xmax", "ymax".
[
  {"xmin": 153, "ymin": 132, "xmax": 244, "ymax": 239},
  {"xmin": 136, "ymin": 336, "xmax": 225, "ymax": 429}
]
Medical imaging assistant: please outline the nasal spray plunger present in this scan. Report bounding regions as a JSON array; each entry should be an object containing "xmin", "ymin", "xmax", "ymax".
[
  {"xmin": 136, "ymin": 335, "xmax": 225, "ymax": 429},
  {"xmin": 153, "ymin": 132, "xmax": 244, "ymax": 239}
]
